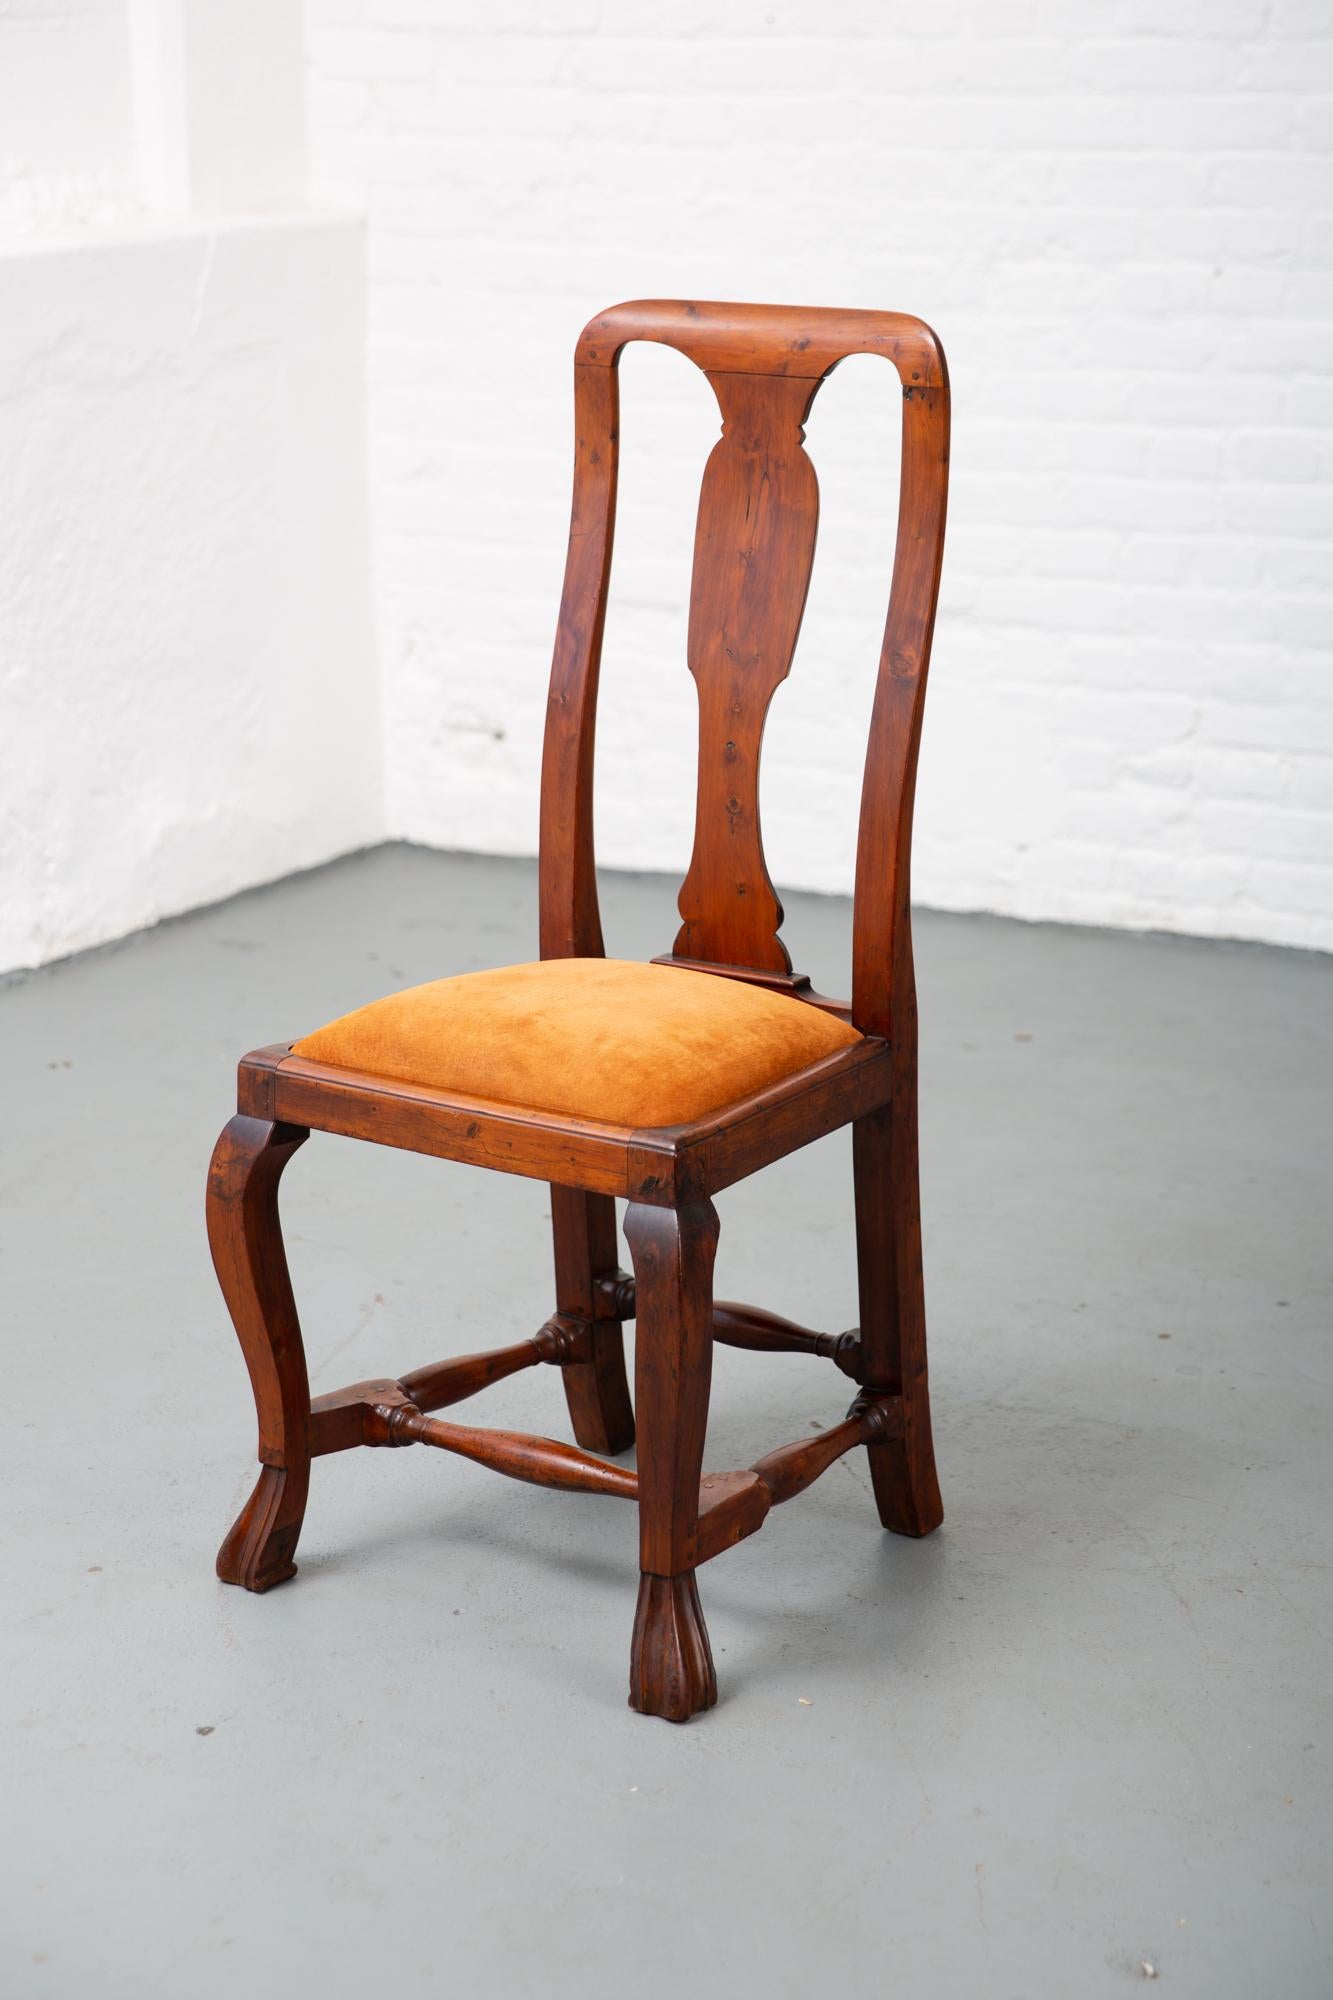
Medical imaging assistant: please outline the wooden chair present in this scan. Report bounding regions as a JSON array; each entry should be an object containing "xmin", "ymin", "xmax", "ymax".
[{"xmin": 208, "ymin": 299, "xmax": 950, "ymax": 1722}]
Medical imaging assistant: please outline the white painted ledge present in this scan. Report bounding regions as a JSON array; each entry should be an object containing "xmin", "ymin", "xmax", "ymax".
[{"xmin": 0, "ymin": 211, "xmax": 383, "ymax": 973}]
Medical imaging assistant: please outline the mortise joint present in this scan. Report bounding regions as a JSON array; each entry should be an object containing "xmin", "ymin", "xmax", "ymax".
[
  {"xmin": 531, "ymin": 1313, "xmax": 592, "ymax": 1365},
  {"xmin": 594, "ymin": 1272, "xmax": 636, "ymax": 1321},
  {"xmin": 818, "ymin": 1330, "xmax": 865, "ymax": 1379},
  {"xmin": 846, "ymin": 1391, "xmax": 903, "ymax": 1441},
  {"xmin": 365, "ymin": 1399, "xmax": 425, "ymax": 1449}
]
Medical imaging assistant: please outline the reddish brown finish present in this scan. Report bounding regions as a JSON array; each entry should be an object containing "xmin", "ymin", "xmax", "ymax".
[
  {"xmin": 209, "ymin": 298, "xmax": 951, "ymax": 1722},
  {"xmin": 549, "ymin": 1186, "xmax": 635, "ymax": 1454},
  {"xmin": 625, "ymin": 1200, "xmax": 719, "ymax": 1720},
  {"xmin": 649, "ymin": 1041, "xmax": 891, "ymax": 1202},
  {"xmin": 576, "ymin": 299, "xmax": 946, "ymax": 384},
  {"xmin": 368, "ymin": 1402, "xmax": 641, "ymax": 1500},
  {"xmin": 242, "ymin": 1047, "xmax": 636, "ymax": 1196},
  {"xmin": 693, "ymin": 1471, "xmax": 772, "ymax": 1563},
  {"xmin": 853, "ymin": 1103, "xmax": 943, "ymax": 1535},
  {"xmin": 544, "ymin": 296, "xmax": 950, "ymax": 1023},
  {"xmin": 599, "ymin": 1280, "xmax": 863, "ymax": 1380},
  {"xmin": 650, "ymin": 954, "xmax": 854, "ymax": 1024},
  {"xmin": 539, "ymin": 359, "xmax": 617, "ymax": 963},
  {"xmin": 209, "ymin": 1117, "xmax": 311, "ymax": 1591},
  {"xmin": 694, "ymin": 1393, "xmax": 902, "ymax": 1565},
  {"xmin": 399, "ymin": 1315, "xmax": 589, "ymax": 1411},
  {"xmin": 237, "ymin": 1034, "xmax": 893, "ymax": 1207},
  {"xmin": 674, "ymin": 369, "xmax": 818, "ymax": 973},
  {"xmin": 304, "ymin": 1352, "xmax": 897, "ymax": 1566},
  {"xmin": 629, "ymin": 1575, "xmax": 715, "ymax": 1725},
  {"xmin": 710, "ymin": 1300, "xmax": 862, "ymax": 1379},
  {"xmin": 310, "ymin": 1378, "xmax": 405, "ymax": 1458},
  {"xmin": 751, "ymin": 1395, "xmax": 900, "ymax": 1505}
]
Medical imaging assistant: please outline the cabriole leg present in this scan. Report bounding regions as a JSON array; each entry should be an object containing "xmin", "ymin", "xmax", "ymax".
[
  {"xmin": 550, "ymin": 1185, "xmax": 635, "ymax": 1454},
  {"xmin": 853, "ymin": 1102, "xmax": 943, "ymax": 1537},
  {"xmin": 624, "ymin": 1199, "xmax": 719, "ymax": 1722},
  {"xmin": 209, "ymin": 1116, "xmax": 312, "ymax": 1591}
]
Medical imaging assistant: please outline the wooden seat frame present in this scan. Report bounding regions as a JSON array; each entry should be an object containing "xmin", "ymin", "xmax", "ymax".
[{"xmin": 209, "ymin": 299, "xmax": 950, "ymax": 1722}]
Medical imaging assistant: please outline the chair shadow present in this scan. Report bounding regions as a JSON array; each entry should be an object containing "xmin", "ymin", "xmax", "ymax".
[{"xmin": 286, "ymin": 1354, "xmax": 1215, "ymax": 1717}]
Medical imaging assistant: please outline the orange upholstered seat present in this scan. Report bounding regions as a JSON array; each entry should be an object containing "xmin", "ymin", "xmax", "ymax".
[{"xmin": 293, "ymin": 957, "xmax": 862, "ymax": 1130}]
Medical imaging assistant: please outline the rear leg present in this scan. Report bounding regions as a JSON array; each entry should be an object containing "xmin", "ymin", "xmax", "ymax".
[
  {"xmin": 853, "ymin": 1102, "xmax": 943, "ymax": 1536},
  {"xmin": 550, "ymin": 1185, "xmax": 635, "ymax": 1454}
]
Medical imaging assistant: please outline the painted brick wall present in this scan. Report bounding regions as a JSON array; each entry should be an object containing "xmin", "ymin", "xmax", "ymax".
[
  {"xmin": 0, "ymin": 217, "xmax": 382, "ymax": 972},
  {"xmin": 0, "ymin": 1, "xmax": 383, "ymax": 974},
  {"xmin": 306, "ymin": 0, "xmax": 1333, "ymax": 953}
]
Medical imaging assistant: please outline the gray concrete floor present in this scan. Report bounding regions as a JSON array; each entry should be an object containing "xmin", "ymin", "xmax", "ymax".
[{"xmin": 2, "ymin": 845, "xmax": 1330, "ymax": 1999}]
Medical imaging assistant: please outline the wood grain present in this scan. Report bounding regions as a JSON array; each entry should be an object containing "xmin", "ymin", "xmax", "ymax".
[
  {"xmin": 550, "ymin": 1185, "xmax": 635, "ymax": 1454},
  {"xmin": 242, "ymin": 1035, "xmax": 892, "ymax": 1207},
  {"xmin": 626, "ymin": 1199, "xmax": 719, "ymax": 1720},
  {"xmin": 712, "ymin": 1300, "xmax": 862, "ymax": 1378},
  {"xmin": 577, "ymin": 298, "xmax": 946, "ymax": 386},
  {"xmin": 854, "ymin": 1104, "xmax": 943, "ymax": 1536},
  {"xmin": 547, "ymin": 298, "xmax": 948, "ymax": 1007},
  {"xmin": 398, "ymin": 1316, "xmax": 589, "ymax": 1413},
  {"xmin": 368, "ymin": 1403, "xmax": 640, "ymax": 1500},
  {"xmin": 259, "ymin": 1049, "xmax": 633, "ymax": 1195},
  {"xmin": 673, "ymin": 369, "xmax": 818, "ymax": 972},
  {"xmin": 694, "ymin": 1394, "xmax": 903, "ymax": 1564},
  {"xmin": 209, "ymin": 1116, "xmax": 311, "ymax": 1592},
  {"xmin": 539, "ymin": 359, "xmax": 618, "ymax": 962},
  {"xmin": 652, "ymin": 1038, "xmax": 893, "ymax": 1201}
]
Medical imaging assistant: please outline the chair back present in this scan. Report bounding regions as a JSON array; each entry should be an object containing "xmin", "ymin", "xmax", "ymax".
[{"xmin": 539, "ymin": 299, "xmax": 950, "ymax": 1040}]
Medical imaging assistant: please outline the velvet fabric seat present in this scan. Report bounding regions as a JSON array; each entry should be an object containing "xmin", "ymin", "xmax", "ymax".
[{"xmin": 294, "ymin": 957, "xmax": 862, "ymax": 1130}]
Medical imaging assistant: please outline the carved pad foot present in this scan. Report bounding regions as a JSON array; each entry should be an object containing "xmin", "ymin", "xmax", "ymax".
[
  {"xmin": 216, "ymin": 1464, "xmax": 308, "ymax": 1592},
  {"xmin": 628, "ymin": 1571, "xmax": 718, "ymax": 1722}
]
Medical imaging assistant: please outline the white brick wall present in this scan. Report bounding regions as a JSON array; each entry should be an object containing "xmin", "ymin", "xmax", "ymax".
[
  {"xmin": 0, "ymin": 2, "xmax": 383, "ymax": 973},
  {"xmin": 306, "ymin": 0, "xmax": 1333, "ymax": 954},
  {"xmin": 0, "ymin": 1, "xmax": 137, "ymax": 232}
]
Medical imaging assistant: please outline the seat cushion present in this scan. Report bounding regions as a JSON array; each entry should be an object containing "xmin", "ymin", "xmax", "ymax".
[{"xmin": 292, "ymin": 957, "xmax": 862, "ymax": 1130}]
